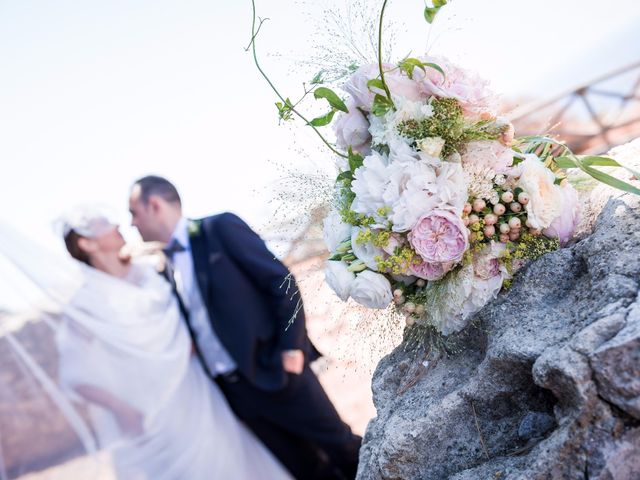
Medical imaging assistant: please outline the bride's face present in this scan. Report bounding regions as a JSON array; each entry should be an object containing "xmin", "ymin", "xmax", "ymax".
[
  {"xmin": 85, "ymin": 226, "xmax": 126, "ymax": 257},
  {"xmin": 98, "ymin": 227, "xmax": 126, "ymax": 251}
]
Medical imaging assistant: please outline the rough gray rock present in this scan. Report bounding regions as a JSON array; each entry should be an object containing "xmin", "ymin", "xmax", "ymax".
[{"xmin": 357, "ymin": 175, "xmax": 640, "ymax": 477}]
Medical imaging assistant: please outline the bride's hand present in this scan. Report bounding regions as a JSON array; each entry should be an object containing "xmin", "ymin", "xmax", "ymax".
[
  {"xmin": 282, "ymin": 350, "xmax": 304, "ymax": 375},
  {"xmin": 119, "ymin": 242, "xmax": 167, "ymax": 269}
]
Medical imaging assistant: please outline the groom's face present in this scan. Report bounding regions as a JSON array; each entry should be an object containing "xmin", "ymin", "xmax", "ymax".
[{"xmin": 129, "ymin": 186, "xmax": 163, "ymax": 242}]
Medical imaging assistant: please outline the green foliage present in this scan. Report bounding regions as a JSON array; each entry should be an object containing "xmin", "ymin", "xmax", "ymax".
[
  {"xmin": 275, "ymin": 98, "xmax": 294, "ymax": 121},
  {"xmin": 462, "ymin": 120, "xmax": 506, "ymax": 142},
  {"xmin": 554, "ymin": 155, "xmax": 640, "ymax": 196},
  {"xmin": 424, "ymin": 0, "xmax": 447, "ymax": 24},
  {"xmin": 372, "ymin": 94, "xmax": 394, "ymax": 117},
  {"xmin": 309, "ymin": 110, "xmax": 336, "ymax": 127},
  {"xmin": 310, "ymin": 70, "xmax": 324, "ymax": 85},
  {"xmin": 502, "ymin": 233, "xmax": 560, "ymax": 273},
  {"xmin": 348, "ymin": 147, "xmax": 364, "ymax": 172},
  {"xmin": 376, "ymin": 246, "xmax": 418, "ymax": 275},
  {"xmin": 397, "ymin": 97, "xmax": 465, "ymax": 156},
  {"xmin": 314, "ymin": 87, "xmax": 348, "ymax": 113},
  {"xmin": 308, "ymin": 86, "xmax": 348, "ymax": 129},
  {"xmin": 398, "ymin": 58, "xmax": 445, "ymax": 80},
  {"xmin": 367, "ymin": 78, "xmax": 386, "ymax": 91}
]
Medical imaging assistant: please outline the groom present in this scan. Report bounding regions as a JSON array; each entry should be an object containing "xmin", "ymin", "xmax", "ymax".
[{"xmin": 129, "ymin": 175, "xmax": 361, "ymax": 479}]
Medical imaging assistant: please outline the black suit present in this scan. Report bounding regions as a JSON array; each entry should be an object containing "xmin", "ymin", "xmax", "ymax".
[{"xmin": 183, "ymin": 213, "xmax": 361, "ymax": 479}]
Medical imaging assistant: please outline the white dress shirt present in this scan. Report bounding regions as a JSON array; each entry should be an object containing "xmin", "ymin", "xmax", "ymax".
[{"xmin": 168, "ymin": 217, "xmax": 236, "ymax": 376}]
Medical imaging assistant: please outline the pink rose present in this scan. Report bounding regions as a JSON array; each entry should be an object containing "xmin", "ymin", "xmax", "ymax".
[
  {"xmin": 543, "ymin": 183, "xmax": 580, "ymax": 246},
  {"xmin": 384, "ymin": 70, "xmax": 423, "ymax": 103},
  {"xmin": 416, "ymin": 56, "xmax": 496, "ymax": 119},
  {"xmin": 343, "ymin": 64, "xmax": 381, "ymax": 110},
  {"xmin": 410, "ymin": 259, "xmax": 453, "ymax": 281},
  {"xmin": 408, "ymin": 210, "xmax": 469, "ymax": 264},
  {"xmin": 334, "ymin": 99, "xmax": 371, "ymax": 154},
  {"xmin": 343, "ymin": 63, "xmax": 423, "ymax": 111}
]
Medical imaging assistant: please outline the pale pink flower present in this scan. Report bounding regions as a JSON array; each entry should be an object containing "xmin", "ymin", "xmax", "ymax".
[
  {"xmin": 518, "ymin": 155, "xmax": 564, "ymax": 229},
  {"xmin": 409, "ymin": 210, "xmax": 469, "ymax": 264},
  {"xmin": 333, "ymin": 98, "xmax": 371, "ymax": 154},
  {"xmin": 543, "ymin": 183, "xmax": 580, "ymax": 246},
  {"xmin": 461, "ymin": 140, "xmax": 515, "ymax": 175},
  {"xmin": 382, "ymin": 233, "xmax": 405, "ymax": 256},
  {"xmin": 472, "ymin": 242, "xmax": 506, "ymax": 280},
  {"xmin": 410, "ymin": 259, "xmax": 452, "ymax": 281},
  {"xmin": 416, "ymin": 56, "xmax": 497, "ymax": 119},
  {"xmin": 343, "ymin": 63, "xmax": 423, "ymax": 110}
]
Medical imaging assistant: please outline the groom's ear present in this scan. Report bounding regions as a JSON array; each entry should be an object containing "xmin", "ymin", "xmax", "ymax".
[{"xmin": 148, "ymin": 195, "xmax": 162, "ymax": 213}]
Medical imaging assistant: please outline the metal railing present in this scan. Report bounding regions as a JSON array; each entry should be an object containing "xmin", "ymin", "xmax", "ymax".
[{"xmin": 511, "ymin": 61, "xmax": 640, "ymax": 154}]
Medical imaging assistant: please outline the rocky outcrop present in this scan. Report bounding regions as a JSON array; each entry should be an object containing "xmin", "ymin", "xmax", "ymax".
[{"xmin": 357, "ymin": 142, "xmax": 640, "ymax": 479}]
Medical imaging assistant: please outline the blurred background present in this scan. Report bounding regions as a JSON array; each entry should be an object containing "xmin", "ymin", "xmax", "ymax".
[{"xmin": 1, "ymin": 0, "xmax": 639, "ymax": 477}]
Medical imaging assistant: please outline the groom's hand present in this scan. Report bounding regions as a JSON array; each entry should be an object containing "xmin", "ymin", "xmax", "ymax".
[{"xmin": 282, "ymin": 349, "xmax": 304, "ymax": 374}]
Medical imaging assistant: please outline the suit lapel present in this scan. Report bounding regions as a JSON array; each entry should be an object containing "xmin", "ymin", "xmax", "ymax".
[{"xmin": 187, "ymin": 219, "xmax": 211, "ymax": 311}]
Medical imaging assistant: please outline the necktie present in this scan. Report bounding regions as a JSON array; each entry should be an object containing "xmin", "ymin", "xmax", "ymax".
[{"xmin": 162, "ymin": 238, "xmax": 185, "ymax": 259}]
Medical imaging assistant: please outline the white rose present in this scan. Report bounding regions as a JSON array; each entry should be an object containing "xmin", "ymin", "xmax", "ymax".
[
  {"xmin": 388, "ymin": 137, "xmax": 419, "ymax": 164},
  {"xmin": 351, "ymin": 151, "xmax": 390, "ymax": 222},
  {"xmin": 351, "ymin": 227, "xmax": 385, "ymax": 271},
  {"xmin": 350, "ymin": 270, "xmax": 393, "ymax": 309},
  {"xmin": 383, "ymin": 160, "xmax": 440, "ymax": 232},
  {"xmin": 461, "ymin": 275, "xmax": 504, "ymax": 320},
  {"xmin": 324, "ymin": 261, "xmax": 356, "ymax": 301},
  {"xmin": 418, "ymin": 137, "xmax": 445, "ymax": 158},
  {"xmin": 434, "ymin": 162, "xmax": 467, "ymax": 214},
  {"xmin": 323, "ymin": 210, "xmax": 352, "ymax": 253},
  {"xmin": 517, "ymin": 155, "xmax": 564, "ymax": 229}
]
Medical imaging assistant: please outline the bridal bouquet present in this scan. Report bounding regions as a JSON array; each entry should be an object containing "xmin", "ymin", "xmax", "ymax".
[
  {"xmin": 250, "ymin": 0, "xmax": 640, "ymax": 337},
  {"xmin": 322, "ymin": 56, "xmax": 581, "ymax": 334}
]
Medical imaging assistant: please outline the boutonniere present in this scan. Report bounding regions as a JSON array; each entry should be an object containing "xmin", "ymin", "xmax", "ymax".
[{"xmin": 187, "ymin": 219, "xmax": 202, "ymax": 238}]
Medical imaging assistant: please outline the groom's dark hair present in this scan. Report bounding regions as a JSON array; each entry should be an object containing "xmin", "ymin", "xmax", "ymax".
[{"xmin": 134, "ymin": 175, "xmax": 182, "ymax": 207}]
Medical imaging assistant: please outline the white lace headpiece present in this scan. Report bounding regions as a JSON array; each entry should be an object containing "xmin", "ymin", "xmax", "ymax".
[{"xmin": 57, "ymin": 205, "xmax": 119, "ymax": 238}]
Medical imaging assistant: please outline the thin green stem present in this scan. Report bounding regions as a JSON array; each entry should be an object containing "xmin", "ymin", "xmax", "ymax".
[
  {"xmin": 248, "ymin": 0, "xmax": 347, "ymax": 158},
  {"xmin": 377, "ymin": 0, "xmax": 394, "ymax": 107}
]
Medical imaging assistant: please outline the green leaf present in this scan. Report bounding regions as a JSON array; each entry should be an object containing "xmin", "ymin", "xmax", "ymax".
[
  {"xmin": 555, "ymin": 155, "xmax": 640, "ymax": 196},
  {"xmin": 398, "ymin": 58, "xmax": 425, "ymax": 79},
  {"xmin": 424, "ymin": 6, "xmax": 438, "ymax": 23},
  {"xmin": 275, "ymin": 98, "xmax": 294, "ymax": 121},
  {"xmin": 372, "ymin": 94, "xmax": 393, "ymax": 117},
  {"xmin": 425, "ymin": 0, "xmax": 447, "ymax": 23},
  {"xmin": 337, "ymin": 170, "xmax": 353, "ymax": 182},
  {"xmin": 423, "ymin": 62, "xmax": 446, "ymax": 79},
  {"xmin": 582, "ymin": 164, "xmax": 640, "ymax": 196},
  {"xmin": 314, "ymin": 87, "xmax": 348, "ymax": 113},
  {"xmin": 556, "ymin": 155, "xmax": 640, "ymax": 180},
  {"xmin": 310, "ymin": 70, "xmax": 324, "ymax": 85},
  {"xmin": 348, "ymin": 147, "xmax": 364, "ymax": 172},
  {"xmin": 553, "ymin": 156, "xmax": 577, "ymax": 169},
  {"xmin": 582, "ymin": 156, "xmax": 640, "ymax": 179},
  {"xmin": 309, "ymin": 110, "xmax": 336, "ymax": 127},
  {"xmin": 367, "ymin": 78, "xmax": 386, "ymax": 91}
]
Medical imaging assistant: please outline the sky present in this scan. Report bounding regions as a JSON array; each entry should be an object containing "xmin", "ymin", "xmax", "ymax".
[{"xmin": 0, "ymin": 0, "xmax": 639, "ymax": 309}]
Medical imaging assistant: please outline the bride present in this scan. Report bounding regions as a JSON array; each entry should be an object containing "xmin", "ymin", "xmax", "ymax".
[{"xmin": 2, "ymin": 208, "xmax": 292, "ymax": 480}]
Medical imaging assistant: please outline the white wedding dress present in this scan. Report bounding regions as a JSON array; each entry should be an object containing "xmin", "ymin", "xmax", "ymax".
[{"xmin": 0, "ymin": 223, "xmax": 292, "ymax": 480}]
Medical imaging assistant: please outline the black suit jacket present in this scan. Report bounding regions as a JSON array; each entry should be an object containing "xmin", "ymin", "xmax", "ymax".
[{"xmin": 187, "ymin": 213, "xmax": 320, "ymax": 391}]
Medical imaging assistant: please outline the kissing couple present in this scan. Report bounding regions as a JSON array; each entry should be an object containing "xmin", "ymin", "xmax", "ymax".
[{"xmin": 51, "ymin": 175, "xmax": 361, "ymax": 479}]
